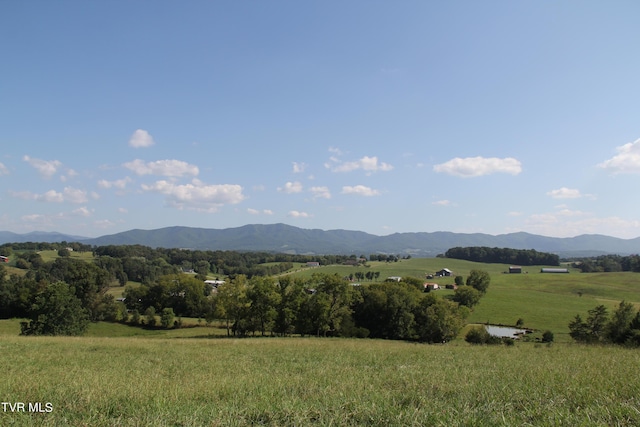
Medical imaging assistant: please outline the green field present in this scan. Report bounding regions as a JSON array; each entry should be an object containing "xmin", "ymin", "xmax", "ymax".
[
  {"xmin": 3, "ymin": 257, "xmax": 640, "ymax": 425},
  {"xmin": 1, "ymin": 328, "xmax": 640, "ymax": 426}
]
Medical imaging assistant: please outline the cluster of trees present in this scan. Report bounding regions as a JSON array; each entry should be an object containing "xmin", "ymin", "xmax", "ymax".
[
  {"xmin": 204, "ymin": 271, "xmax": 488, "ymax": 342},
  {"xmin": 349, "ymin": 271, "xmax": 381, "ymax": 282},
  {"xmin": 0, "ymin": 241, "xmax": 93, "ymax": 254},
  {"xmin": 2, "ymin": 250, "xmax": 492, "ymax": 342},
  {"xmin": 570, "ymin": 255, "xmax": 640, "ymax": 273},
  {"xmin": 445, "ymin": 246, "xmax": 559, "ymax": 266},
  {"xmin": 92, "ymin": 245, "xmax": 372, "ymax": 279},
  {"xmin": 0, "ymin": 259, "xmax": 127, "ymax": 336},
  {"xmin": 569, "ymin": 301, "xmax": 640, "ymax": 346}
]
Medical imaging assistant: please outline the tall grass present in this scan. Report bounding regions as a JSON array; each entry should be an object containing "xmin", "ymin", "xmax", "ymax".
[{"xmin": 1, "ymin": 334, "xmax": 639, "ymax": 426}]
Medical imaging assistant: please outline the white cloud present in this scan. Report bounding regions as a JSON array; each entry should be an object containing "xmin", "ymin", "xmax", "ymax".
[
  {"xmin": 310, "ymin": 186, "xmax": 331, "ymax": 199},
  {"xmin": 10, "ymin": 187, "xmax": 88, "ymax": 204},
  {"xmin": 328, "ymin": 147, "xmax": 343, "ymax": 156},
  {"xmin": 23, "ymin": 155, "xmax": 63, "ymax": 179},
  {"xmin": 432, "ymin": 199, "xmax": 452, "ymax": 206},
  {"xmin": 248, "ymin": 208, "xmax": 274, "ymax": 215},
  {"xmin": 330, "ymin": 156, "xmax": 393, "ymax": 173},
  {"xmin": 278, "ymin": 181, "xmax": 303, "ymax": 194},
  {"xmin": 433, "ymin": 156, "xmax": 522, "ymax": 177},
  {"xmin": 72, "ymin": 207, "xmax": 93, "ymax": 217},
  {"xmin": 123, "ymin": 159, "xmax": 199, "ymax": 177},
  {"xmin": 98, "ymin": 177, "xmax": 132, "ymax": 189},
  {"xmin": 288, "ymin": 210, "xmax": 311, "ymax": 218},
  {"xmin": 62, "ymin": 187, "xmax": 89, "ymax": 204},
  {"xmin": 547, "ymin": 187, "xmax": 582, "ymax": 199},
  {"xmin": 141, "ymin": 179, "xmax": 245, "ymax": 212},
  {"xmin": 292, "ymin": 162, "xmax": 306, "ymax": 173},
  {"xmin": 597, "ymin": 138, "xmax": 640, "ymax": 174},
  {"xmin": 524, "ymin": 211, "xmax": 640, "ymax": 239},
  {"xmin": 341, "ymin": 185, "xmax": 381, "ymax": 197},
  {"xmin": 129, "ymin": 129, "xmax": 155, "ymax": 148},
  {"xmin": 0, "ymin": 163, "xmax": 9, "ymax": 175}
]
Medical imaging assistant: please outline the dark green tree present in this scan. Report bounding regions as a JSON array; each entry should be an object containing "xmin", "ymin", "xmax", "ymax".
[
  {"xmin": 466, "ymin": 270, "xmax": 491, "ymax": 294},
  {"xmin": 569, "ymin": 305, "xmax": 609, "ymax": 344},
  {"xmin": 414, "ymin": 294, "xmax": 467, "ymax": 343},
  {"xmin": 247, "ymin": 276, "xmax": 281, "ymax": 336},
  {"xmin": 452, "ymin": 286, "xmax": 482, "ymax": 308},
  {"xmin": 606, "ymin": 301, "xmax": 636, "ymax": 344},
  {"xmin": 20, "ymin": 282, "xmax": 89, "ymax": 336},
  {"xmin": 274, "ymin": 276, "xmax": 307, "ymax": 336},
  {"xmin": 144, "ymin": 306, "xmax": 157, "ymax": 327}
]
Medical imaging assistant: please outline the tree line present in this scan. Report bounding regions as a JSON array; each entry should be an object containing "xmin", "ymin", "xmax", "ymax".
[
  {"xmin": 569, "ymin": 254, "xmax": 640, "ymax": 273},
  {"xmin": 569, "ymin": 301, "xmax": 640, "ymax": 346},
  {"xmin": 444, "ymin": 246, "xmax": 560, "ymax": 266},
  {"xmin": 122, "ymin": 270, "xmax": 489, "ymax": 342}
]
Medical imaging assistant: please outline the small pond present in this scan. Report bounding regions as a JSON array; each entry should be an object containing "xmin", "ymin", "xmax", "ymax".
[{"xmin": 485, "ymin": 325, "xmax": 531, "ymax": 339}]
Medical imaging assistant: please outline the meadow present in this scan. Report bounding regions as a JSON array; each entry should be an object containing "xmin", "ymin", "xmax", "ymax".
[
  {"xmin": 289, "ymin": 258, "xmax": 640, "ymax": 342},
  {"xmin": 3, "ymin": 256, "xmax": 640, "ymax": 425},
  {"xmin": 1, "ymin": 326, "xmax": 640, "ymax": 426}
]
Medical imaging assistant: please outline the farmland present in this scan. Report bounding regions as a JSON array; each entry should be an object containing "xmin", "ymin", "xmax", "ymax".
[
  {"xmin": 2, "ymin": 254, "xmax": 640, "ymax": 425},
  {"xmin": 1, "ymin": 327, "xmax": 640, "ymax": 426}
]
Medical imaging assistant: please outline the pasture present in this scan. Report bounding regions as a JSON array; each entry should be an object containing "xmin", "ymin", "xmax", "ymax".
[
  {"xmin": 288, "ymin": 258, "xmax": 640, "ymax": 342},
  {"xmin": 1, "ymin": 329, "xmax": 640, "ymax": 426},
  {"xmin": 3, "ymin": 256, "xmax": 640, "ymax": 425}
]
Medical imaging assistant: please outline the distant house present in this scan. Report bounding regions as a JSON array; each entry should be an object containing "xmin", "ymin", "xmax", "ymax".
[
  {"xmin": 435, "ymin": 268, "xmax": 453, "ymax": 277},
  {"xmin": 509, "ymin": 266, "xmax": 522, "ymax": 274},
  {"xmin": 0, "ymin": 256, "xmax": 8, "ymax": 263},
  {"xmin": 204, "ymin": 280, "xmax": 225, "ymax": 287},
  {"xmin": 386, "ymin": 276, "xmax": 402, "ymax": 282},
  {"xmin": 306, "ymin": 262, "xmax": 320, "ymax": 267},
  {"xmin": 424, "ymin": 283, "xmax": 440, "ymax": 292},
  {"xmin": 541, "ymin": 268, "xmax": 569, "ymax": 273}
]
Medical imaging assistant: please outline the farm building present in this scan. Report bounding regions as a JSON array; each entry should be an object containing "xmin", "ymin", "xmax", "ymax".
[
  {"xmin": 509, "ymin": 266, "xmax": 522, "ymax": 274},
  {"xmin": 0, "ymin": 256, "xmax": 8, "ymax": 263},
  {"xmin": 541, "ymin": 268, "xmax": 569, "ymax": 273},
  {"xmin": 386, "ymin": 276, "xmax": 402, "ymax": 282},
  {"xmin": 435, "ymin": 268, "xmax": 454, "ymax": 277},
  {"xmin": 204, "ymin": 280, "xmax": 225, "ymax": 287},
  {"xmin": 306, "ymin": 262, "xmax": 320, "ymax": 267},
  {"xmin": 423, "ymin": 283, "xmax": 440, "ymax": 292}
]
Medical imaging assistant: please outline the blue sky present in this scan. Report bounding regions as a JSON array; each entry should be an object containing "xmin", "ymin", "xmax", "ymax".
[{"xmin": 2, "ymin": 1, "xmax": 640, "ymax": 239}]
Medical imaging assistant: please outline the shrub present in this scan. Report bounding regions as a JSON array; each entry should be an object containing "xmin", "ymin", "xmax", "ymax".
[{"xmin": 160, "ymin": 307, "xmax": 175, "ymax": 329}]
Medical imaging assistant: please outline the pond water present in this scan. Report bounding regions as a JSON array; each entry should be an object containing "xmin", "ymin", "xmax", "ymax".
[{"xmin": 485, "ymin": 325, "xmax": 530, "ymax": 339}]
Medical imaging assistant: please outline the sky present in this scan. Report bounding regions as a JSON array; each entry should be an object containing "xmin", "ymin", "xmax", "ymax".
[{"xmin": 1, "ymin": 1, "xmax": 640, "ymax": 239}]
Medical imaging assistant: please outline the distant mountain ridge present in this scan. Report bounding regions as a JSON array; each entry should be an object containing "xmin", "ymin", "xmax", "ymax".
[{"xmin": 2, "ymin": 224, "xmax": 640, "ymax": 257}]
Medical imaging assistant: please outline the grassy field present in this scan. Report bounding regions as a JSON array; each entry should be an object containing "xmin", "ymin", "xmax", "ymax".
[
  {"xmin": 288, "ymin": 258, "xmax": 640, "ymax": 342},
  {"xmin": 3, "ymin": 256, "xmax": 640, "ymax": 425},
  {"xmin": 1, "ymin": 328, "xmax": 640, "ymax": 426}
]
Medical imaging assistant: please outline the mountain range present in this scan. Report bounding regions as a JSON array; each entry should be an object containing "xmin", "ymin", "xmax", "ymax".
[{"xmin": 2, "ymin": 224, "xmax": 640, "ymax": 258}]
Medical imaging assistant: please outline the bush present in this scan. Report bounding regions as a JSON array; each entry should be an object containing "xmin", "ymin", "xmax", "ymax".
[
  {"xmin": 542, "ymin": 330, "xmax": 554, "ymax": 343},
  {"xmin": 465, "ymin": 326, "xmax": 491, "ymax": 344},
  {"xmin": 160, "ymin": 307, "xmax": 175, "ymax": 329},
  {"xmin": 144, "ymin": 306, "xmax": 157, "ymax": 327},
  {"xmin": 465, "ymin": 326, "xmax": 509, "ymax": 345}
]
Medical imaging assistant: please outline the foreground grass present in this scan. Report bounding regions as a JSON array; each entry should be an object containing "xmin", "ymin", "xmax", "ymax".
[{"xmin": 1, "ymin": 333, "xmax": 640, "ymax": 426}]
